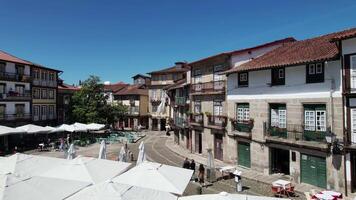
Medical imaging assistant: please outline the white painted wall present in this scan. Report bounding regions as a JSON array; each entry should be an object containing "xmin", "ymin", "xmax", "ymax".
[
  {"xmin": 342, "ymin": 37, "xmax": 356, "ymax": 55},
  {"xmin": 231, "ymin": 45, "xmax": 282, "ymax": 67},
  {"xmin": 227, "ymin": 60, "xmax": 342, "ymax": 100}
]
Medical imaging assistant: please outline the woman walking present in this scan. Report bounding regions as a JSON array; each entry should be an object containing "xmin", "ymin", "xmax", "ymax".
[{"xmin": 198, "ymin": 164, "xmax": 205, "ymax": 184}]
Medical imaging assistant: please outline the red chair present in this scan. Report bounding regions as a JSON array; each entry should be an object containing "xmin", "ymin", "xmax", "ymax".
[{"xmin": 272, "ymin": 186, "xmax": 282, "ymax": 197}]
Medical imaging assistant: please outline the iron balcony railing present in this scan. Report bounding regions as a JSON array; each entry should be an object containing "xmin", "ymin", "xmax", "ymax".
[
  {"xmin": 190, "ymin": 113, "xmax": 204, "ymax": 125},
  {"xmin": 32, "ymin": 80, "xmax": 57, "ymax": 87},
  {"xmin": 191, "ymin": 80, "xmax": 225, "ymax": 93},
  {"xmin": 264, "ymin": 122, "xmax": 327, "ymax": 143},
  {"xmin": 207, "ymin": 115, "xmax": 227, "ymax": 127},
  {"xmin": 0, "ymin": 72, "xmax": 31, "ymax": 82},
  {"xmin": 232, "ymin": 119, "xmax": 254, "ymax": 133},
  {"xmin": 0, "ymin": 90, "xmax": 31, "ymax": 100},
  {"xmin": 0, "ymin": 113, "xmax": 31, "ymax": 121}
]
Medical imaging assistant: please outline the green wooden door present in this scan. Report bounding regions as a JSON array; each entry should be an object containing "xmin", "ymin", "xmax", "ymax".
[
  {"xmin": 301, "ymin": 154, "xmax": 326, "ymax": 188},
  {"xmin": 238, "ymin": 142, "xmax": 251, "ymax": 168}
]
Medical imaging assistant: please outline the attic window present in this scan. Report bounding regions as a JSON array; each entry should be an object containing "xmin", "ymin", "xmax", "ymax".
[
  {"xmin": 238, "ymin": 72, "xmax": 248, "ymax": 87},
  {"xmin": 306, "ymin": 62, "xmax": 324, "ymax": 83}
]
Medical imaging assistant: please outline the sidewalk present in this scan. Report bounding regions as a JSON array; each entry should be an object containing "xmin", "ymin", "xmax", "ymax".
[{"xmin": 165, "ymin": 136, "xmax": 327, "ymax": 199}]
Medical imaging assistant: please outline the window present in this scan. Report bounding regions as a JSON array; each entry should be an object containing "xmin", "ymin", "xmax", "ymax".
[
  {"xmin": 33, "ymin": 88, "xmax": 40, "ymax": 99},
  {"xmin": 306, "ymin": 63, "xmax": 324, "ymax": 83},
  {"xmin": 41, "ymin": 105, "xmax": 47, "ymax": 120},
  {"xmin": 194, "ymin": 69, "xmax": 202, "ymax": 84},
  {"xmin": 351, "ymin": 55, "xmax": 356, "ymax": 89},
  {"xmin": 213, "ymin": 100, "xmax": 223, "ymax": 116},
  {"xmin": 304, "ymin": 105, "xmax": 326, "ymax": 132},
  {"xmin": 238, "ymin": 72, "xmax": 248, "ymax": 87},
  {"xmin": 194, "ymin": 101, "xmax": 201, "ymax": 113},
  {"xmin": 271, "ymin": 68, "xmax": 285, "ymax": 85},
  {"xmin": 214, "ymin": 65, "xmax": 224, "ymax": 82},
  {"xmin": 33, "ymin": 69, "xmax": 40, "ymax": 80},
  {"xmin": 0, "ymin": 83, "xmax": 5, "ymax": 94},
  {"xmin": 0, "ymin": 104, "xmax": 5, "ymax": 118},
  {"xmin": 15, "ymin": 104, "xmax": 25, "ymax": 117},
  {"xmin": 15, "ymin": 65, "xmax": 24, "ymax": 75},
  {"xmin": 152, "ymin": 75, "xmax": 159, "ymax": 81},
  {"xmin": 270, "ymin": 104, "xmax": 286, "ymax": 128},
  {"xmin": 33, "ymin": 105, "xmax": 40, "ymax": 121},
  {"xmin": 0, "ymin": 62, "xmax": 5, "ymax": 75},
  {"xmin": 15, "ymin": 85, "xmax": 25, "ymax": 95},
  {"xmin": 49, "ymin": 73, "xmax": 55, "ymax": 81},
  {"xmin": 41, "ymin": 71, "xmax": 47, "ymax": 80},
  {"xmin": 41, "ymin": 89, "xmax": 47, "ymax": 99},
  {"xmin": 48, "ymin": 90, "xmax": 54, "ymax": 99},
  {"xmin": 152, "ymin": 105, "xmax": 158, "ymax": 112},
  {"xmin": 237, "ymin": 104, "xmax": 249, "ymax": 121},
  {"xmin": 48, "ymin": 105, "xmax": 55, "ymax": 119}
]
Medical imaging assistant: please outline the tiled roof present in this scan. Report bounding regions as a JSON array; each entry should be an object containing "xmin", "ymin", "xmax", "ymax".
[
  {"xmin": 104, "ymin": 82, "xmax": 128, "ymax": 93},
  {"xmin": 114, "ymin": 84, "xmax": 148, "ymax": 96},
  {"xmin": 331, "ymin": 28, "xmax": 356, "ymax": 41},
  {"xmin": 0, "ymin": 50, "xmax": 32, "ymax": 65},
  {"xmin": 228, "ymin": 29, "xmax": 356, "ymax": 73},
  {"xmin": 148, "ymin": 63, "xmax": 190, "ymax": 75},
  {"xmin": 58, "ymin": 83, "xmax": 81, "ymax": 91},
  {"xmin": 163, "ymin": 79, "xmax": 187, "ymax": 90},
  {"xmin": 132, "ymin": 74, "xmax": 150, "ymax": 79},
  {"xmin": 188, "ymin": 37, "xmax": 295, "ymax": 66}
]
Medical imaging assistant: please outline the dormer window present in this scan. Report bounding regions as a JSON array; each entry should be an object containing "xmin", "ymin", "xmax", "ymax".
[
  {"xmin": 238, "ymin": 72, "xmax": 248, "ymax": 87},
  {"xmin": 271, "ymin": 68, "xmax": 285, "ymax": 86},
  {"xmin": 306, "ymin": 62, "xmax": 324, "ymax": 83}
]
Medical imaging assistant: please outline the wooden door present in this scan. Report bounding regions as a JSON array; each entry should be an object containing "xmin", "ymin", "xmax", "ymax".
[{"xmin": 214, "ymin": 134, "xmax": 223, "ymax": 160}]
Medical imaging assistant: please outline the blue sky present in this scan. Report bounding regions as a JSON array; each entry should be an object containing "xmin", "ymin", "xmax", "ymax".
[{"xmin": 1, "ymin": 0, "xmax": 356, "ymax": 84}]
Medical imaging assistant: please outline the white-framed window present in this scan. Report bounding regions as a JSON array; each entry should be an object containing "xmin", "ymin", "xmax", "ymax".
[
  {"xmin": 33, "ymin": 105, "xmax": 40, "ymax": 121},
  {"xmin": 351, "ymin": 55, "xmax": 356, "ymax": 89},
  {"xmin": 304, "ymin": 105, "xmax": 326, "ymax": 132},
  {"xmin": 351, "ymin": 108, "xmax": 356, "ymax": 143},
  {"xmin": 213, "ymin": 100, "xmax": 223, "ymax": 116},
  {"xmin": 194, "ymin": 101, "xmax": 201, "ymax": 113},
  {"xmin": 308, "ymin": 64, "xmax": 315, "ymax": 75},
  {"xmin": 270, "ymin": 104, "xmax": 286, "ymax": 128},
  {"xmin": 194, "ymin": 69, "xmax": 202, "ymax": 84},
  {"xmin": 316, "ymin": 63, "xmax": 323, "ymax": 74},
  {"xmin": 240, "ymin": 73, "xmax": 247, "ymax": 82},
  {"xmin": 237, "ymin": 104, "xmax": 249, "ymax": 121},
  {"xmin": 151, "ymin": 89, "xmax": 157, "ymax": 99}
]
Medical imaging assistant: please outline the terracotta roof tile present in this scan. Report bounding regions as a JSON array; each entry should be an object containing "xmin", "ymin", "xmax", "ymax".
[
  {"xmin": 148, "ymin": 63, "xmax": 190, "ymax": 74},
  {"xmin": 331, "ymin": 28, "xmax": 356, "ymax": 41},
  {"xmin": 228, "ymin": 29, "xmax": 356, "ymax": 73},
  {"xmin": 114, "ymin": 84, "xmax": 148, "ymax": 96},
  {"xmin": 58, "ymin": 83, "xmax": 81, "ymax": 91},
  {"xmin": 104, "ymin": 82, "xmax": 128, "ymax": 93},
  {"xmin": 0, "ymin": 50, "xmax": 32, "ymax": 65}
]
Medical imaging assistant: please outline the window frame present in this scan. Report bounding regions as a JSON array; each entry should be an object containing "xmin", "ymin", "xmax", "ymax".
[
  {"xmin": 306, "ymin": 62, "xmax": 324, "ymax": 83},
  {"xmin": 304, "ymin": 104, "xmax": 327, "ymax": 132},
  {"xmin": 236, "ymin": 103, "xmax": 250, "ymax": 122},
  {"xmin": 238, "ymin": 72, "xmax": 248, "ymax": 87},
  {"xmin": 270, "ymin": 104, "xmax": 287, "ymax": 129},
  {"xmin": 271, "ymin": 68, "xmax": 285, "ymax": 86}
]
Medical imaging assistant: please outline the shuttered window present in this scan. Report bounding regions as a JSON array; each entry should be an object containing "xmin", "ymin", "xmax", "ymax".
[{"xmin": 351, "ymin": 55, "xmax": 356, "ymax": 89}]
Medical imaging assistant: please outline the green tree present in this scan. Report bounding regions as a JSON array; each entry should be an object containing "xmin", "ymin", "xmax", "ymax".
[{"xmin": 69, "ymin": 75, "xmax": 128, "ymax": 126}]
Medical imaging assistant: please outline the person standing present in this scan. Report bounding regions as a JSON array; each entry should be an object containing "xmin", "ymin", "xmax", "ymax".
[
  {"xmin": 183, "ymin": 157, "xmax": 190, "ymax": 169},
  {"xmin": 190, "ymin": 159, "xmax": 196, "ymax": 172},
  {"xmin": 198, "ymin": 164, "xmax": 205, "ymax": 184}
]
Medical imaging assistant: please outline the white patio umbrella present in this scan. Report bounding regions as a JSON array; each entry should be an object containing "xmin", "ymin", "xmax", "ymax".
[
  {"xmin": 118, "ymin": 146, "xmax": 127, "ymax": 162},
  {"xmin": 0, "ymin": 173, "xmax": 90, "ymax": 200},
  {"xmin": 207, "ymin": 148, "xmax": 215, "ymax": 182},
  {"xmin": 72, "ymin": 122, "xmax": 88, "ymax": 132},
  {"xmin": 87, "ymin": 123, "xmax": 105, "ymax": 131},
  {"xmin": 136, "ymin": 141, "xmax": 146, "ymax": 166},
  {"xmin": 112, "ymin": 161, "xmax": 193, "ymax": 195},
  {"xmin": 0, "ymin": 125, "xmax": 23, "ymax": 136},
  {"xmin": 66, "ymin": 180, "xmax": 178, "ymax": 200},
  {"xmin": 67, "ymin": 144, "xmax": 76, "ymax": 160},
  {"xmin": 40, "ymin": 156, "xmax": 131, "ymax": 184},
  {"xmin": 98, "ymin": 140, "xmax": 107, "ymax": 159},
  {"xmin": 16, "ymin": 124, "xmax": 51, "ymax": 134},
  {"xmin": 179, "ymin": 192, "xmax": 290, "ymax": 200},
  {"xmin": 51, "ymin": 124, "xmax": 75, "ymax": 133}
]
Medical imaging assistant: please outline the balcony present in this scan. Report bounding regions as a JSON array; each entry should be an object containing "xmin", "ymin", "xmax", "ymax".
[
  {"xmin": 174, "ymin": 117, "xmax": 188, "ymax": 128},
  {"xmin": 175, "ymin": 96, "xmax": 188, "ymax": 106},
  {"xmin": 190, "ymin": 113, "xmax": 204, "ymax": 126},
  {"xmin": 264, "ymin": 122, "xmax": 328, "ymax": 149},
  {"xmin": 128, "ymin": 106, "xmax": 139, "ymax": 115},
  {"xmin": 207, "ymin": 115, "xmax": 227, "ymax": 129},
  {"xmin": 33, "ymin": 80, "xmax": 57, "ymax": 87},
  {"xmin": 0, "ymin": 72, "xmax": 31, "ymax": 82},
  {"xmin": 229, "ymin": 119, "xmax": 254, "ymax": 138},
  {"xmin": 150, "ymin": 97, "xmax": 162, "ymax": 103},
  {"xmin": 0, "ymin": 113, "xmax": 31, "ymax": 121},
  {"xmin": 0, "ymin": 91, "xmax": 31, "ymax": 101},
  {"xmin": 191, "ymin": 81, "xmax": 225, "ymax": 94}
]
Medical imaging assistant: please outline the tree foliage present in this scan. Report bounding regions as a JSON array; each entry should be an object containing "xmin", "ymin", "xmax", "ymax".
[{"xmin": 69, "ymin": 75, "xmax": 128, "ymax": 125}]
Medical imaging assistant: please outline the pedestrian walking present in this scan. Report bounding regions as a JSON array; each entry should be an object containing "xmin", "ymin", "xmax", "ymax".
[
  {"xmin": 198, "ymin": 164, "xmax": 205, "ymax": 184},
  {"xmin": 182, "ymin": 157, "xmax": 190, "ymax": 169},
  {"xmin": 190, "ymin": 159, "xmax": 196, "ymax": 172}
]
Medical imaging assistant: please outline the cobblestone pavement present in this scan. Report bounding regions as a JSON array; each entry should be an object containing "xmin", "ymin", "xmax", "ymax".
[{"xmin": 29, "ymin": 131, "xmax": 305, "ymax": 199}]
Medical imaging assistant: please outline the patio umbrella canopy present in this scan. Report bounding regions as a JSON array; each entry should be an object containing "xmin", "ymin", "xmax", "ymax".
[
  {"xmin": 16, "ymin": 124, "xmax": 52, "ymax": 134},
  {"xmin": 66, "ymin": 180, "xmax": 178, "ymax": 200},
  {"xmin": 72, "ymin": 123, "xmax": 88, "ymax": 132},
  {"xmin": 87, "ymin": 123, "xmax": 105, "ymax": 131},
  {"xmin": 51, "ymin": 124, "xmax": 75, "ymax": 133},
  {"xmin": 118, "ymin": 146, "xmax": 127, "ymax": 162},
  {"xmin": 112, "ymin": 161, "xmax": 193, "ymax": 195},
  {"xmin": 0, "ymin": 153, "xmax": 66, "ymax": 180},
  {"xmin": 67, "ymin": 144, "xmax": 76, "ymax": 160},
  {"xmin": 0, "ymin": 173, "xmax": 90, "ymax": 200},
  {"xmin": 98, "ymin": 140, "xmax": 107, "ymax": 159},
  {"xmin": 0, "ymin": 126, "xmax": 23, "ymax": 136},
  {"xmin": 40, "ymin": 156, "xmax": 131, "ymax": 184},
  {"xmin": 179, "ymin": 192, "xmax": 290, "ymax": 200}
]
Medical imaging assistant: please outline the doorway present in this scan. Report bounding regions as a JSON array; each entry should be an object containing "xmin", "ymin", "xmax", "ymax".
[
  {"xmin": 214, "ymin": 134, "xmax": 223, "ymax": 160},
  {"xmin": 270, "ymin": 147, "xmax": 290, "ymax": 175},
  {"xmin": 195, "ymin": 131, "xmax": 202, "ymax": 154},
  {"xmin": 351, "ymin": 153, "xmax": 356, "ymax": 192},
  {"xmin": 152, "ymin": 119, "xmax": 158, "ymax": 131},
  {"xmin": 160, "ymin": 119, "xmax": 166, "ymax": 131}
]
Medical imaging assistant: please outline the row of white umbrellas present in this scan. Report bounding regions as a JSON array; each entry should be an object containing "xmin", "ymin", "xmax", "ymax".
[{"xmin": 0, "ymin": 123, "xmax": 105, "ymax": 136}]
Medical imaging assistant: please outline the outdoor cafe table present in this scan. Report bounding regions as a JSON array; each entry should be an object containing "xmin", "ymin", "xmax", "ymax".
[
  {"xmin": 272, "ymin": 179, "xmax": 291, "ymax": 189},
  {"xmin": 313, "ymin": 191, "xmax": 342, "ymax": 200}
]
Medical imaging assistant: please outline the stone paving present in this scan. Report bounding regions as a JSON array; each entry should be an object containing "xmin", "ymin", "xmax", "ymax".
[{"xmin": 29, "ymin": 131, "xmax": 308, "ymax": 199}]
